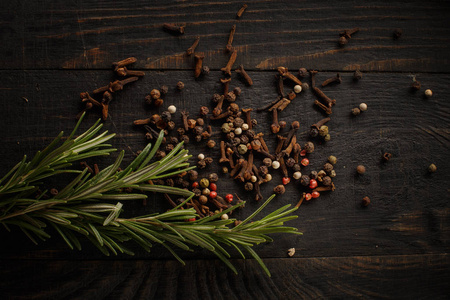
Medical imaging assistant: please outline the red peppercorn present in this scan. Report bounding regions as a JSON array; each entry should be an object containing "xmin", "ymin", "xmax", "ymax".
[
  {"xmin": 185, "ymin": 218, "xmax": 196, "ymax": 222},
  {"xmin": 192, "ymin": 182, "xmax": 199, "ymax": 188},
  {"xmin": 225, "ymin": 194, "xmax": 233, "ymax": 203},
  {"xmin": 209, "ymin": 191, "xmax": 217, "ymax": 199},
  {"xmin": 300, "ymin": 150, "xmax": 307, "ymax": 157},
  {"xmin": 309, "ymin": 179, "xmax": 318, "ymax": 189},
  {"xmin": 305, "ymin": 193, "xmax": 312, "ymax": 201},
  {"xmin": 301, "ymin": 158, "xmax": 309, "ymax": 166},
  {"xmin": 282, "ymin": 177, "xmax": 291, "ymax": 185},
  {"xmin": 312, "ymin": 191, "xmax": 320, "ymax": 198},
  {"xmin": 209, "ymin": 183, "xmax": 217, "ymax": 191}
]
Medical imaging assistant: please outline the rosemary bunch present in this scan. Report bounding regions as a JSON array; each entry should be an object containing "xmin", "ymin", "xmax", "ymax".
[{"xmin": 0, "ymin": 114, "xmax": 301, "ymax": 276}]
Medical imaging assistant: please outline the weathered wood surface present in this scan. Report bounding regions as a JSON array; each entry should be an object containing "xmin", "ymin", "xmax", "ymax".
[
  {"xmin": 0, "ymin": 1, "xmax": 449, "ymax": 72},
  {"xmin": 1, "ymin": 254, "xmax": 449, "ymax": 299},
  {"xmin": 0, "ymin": 0, "xmax": 449, "ymax": 298}
]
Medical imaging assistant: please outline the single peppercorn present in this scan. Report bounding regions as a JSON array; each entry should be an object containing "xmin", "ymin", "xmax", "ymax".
[
  {"xmin": 356, "ymin": 165, "xmax": 366, "ymax": 174},
  {"xmin": 273, "ymin": 185, "xmax": 286, "ymax": 195},
  {"xmin": 328, "ymin": 155, "xmax": 337, "ymax": 165},
  {"xmin": 197, "ymin": 159, "xmax": 206, "ymax": 169},
  {"xmin": 199, "ymin": 195, "xmax": 208, "ymax": 205},
  {"xmin": 354, "ymin": 70, "xmax": 363, "ymax": 80},
  {"xmin": 292, "ymin": 164, "xmax": 301, "ymax": 172},
  {"xmin": 233, "ymin": 87, "xmax": 242, "ymax": 96},
  {"xmin": 259, "ymin": 165, "xmax": 269, "ymax": 176},
  {"xmin": 300, "ymin": 175, "xmax": 310, "ymax": 186},
  {"xmin": 304, "ymin": 142, "xmax": 315, "ymax": 153},
  {"xmin": 177, "ymin": 81, "xmax": 185, "ymax": 90},
  {"xmin": 424, "ymin": 89, "xmax": 433, "ymax": 98},
  {"xmin": 322, "ymin": 176, "xmax": 332, "ymax": 186},
  {"xmin": 323, "ymin": 163, "xmax": 333, "ymax": 173},
  {"xmin": 237, "ymin": 144, "xmax": 248, "ymax": 155},
  {"xmin": 428, "ymin": 163, "xmax": 437, "ymax": 173},
  {"xmin": 319, "ymin": 125, "xmax": 329, "ymax": 137},
  {"xmin": 263, "ymin": 158, "xmax": 273, "ymax": 167},
  {"xmin": 222, "ymin": 166, "xmax": 229, "ymax": 174},
  {"xmin": 208, "ymin": 173, "xmax": 219, "ymax": 183},
  {"xmin": 199, "ymin": 178, "xmax": 210, "ymax": 188},
  {"xmin": 309, "ymin": 171, "xmax": 318, "ymax": 180},
  {"xmin": 361, "ymin": 196, "xmax": 371, "ymax": 207},
  {"xmin": 233, "ymin": 117, "xmax": 245, "ymax": 128},
  {"xmin": 244, "ymin": 182, "xmax": 254, "ymax": 191},
  {"xmin": 188, "ymin": 170, "xmax": 198, "ymax": 181},
  {"xmin": 192, "ymin": 188, "xmax": 201, "ymax": 197},
  {"xmin": 324, "ymin": 134, "xmax": 331, "ymax": 142},
  {"xmin": 382, "ymin": 152, "xmax": 392, "ymax": 161},
  {"xmin": 285, "ymin": 157, "xmax": 295, "ymax": 168},
  {"xmin": 352, "ymin": 107, "xmax": 361, "ymax": 116},
  {"xmin": 150, "ymin": 89, "xmax": 161, "ymax": 100},
  {"xmin": 160, "ymin": 85, "xmax": 169, "ymax": 96},
  {"xmin": 329, "ymin": 170, "xmax": 336, "ymax": 178},
  {"xmin": 205, "ymin": 157, "xmax": 213, "ymax": 164},
  {"xmin": 207, "ymin": 140, "xmax": 216, "ymax": 148},
  {"xmin": 180, "ymin": 135, "xmax": 190, "ymax": 144}
]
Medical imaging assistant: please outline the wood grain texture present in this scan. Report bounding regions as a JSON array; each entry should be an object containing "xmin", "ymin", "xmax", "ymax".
[
  {"xmin": 0, "ymin": 70, "xmax": 448, "ymax": 261},
  {"xmin": 1, "ymin": 254, "xmax": 449, "ymax": 299},
  {"xmin": 0, "ymin": 0, "xmax": 449, "ymax": 71}
]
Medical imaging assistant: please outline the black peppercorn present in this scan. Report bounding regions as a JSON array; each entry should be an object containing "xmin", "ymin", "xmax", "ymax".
[
  {"xmin": 309, "ymin": 170, "xmax": 318, "ymax": 180},
  {"xmin": 259, "ymin": 165, "xmax": 269, "ymax": 176},
  {"xmin": 155, "ymin": 150, "xmax": 166, "ymax": 159},
  {"xmin": 245, "ymin": 129, "xmax": 256, "ymax": 139},
  {"xmin": 161, "ymin": 111, "xmax": 171, "ymax": 122},
  {"xmin": 179, "ymin": 135, "xmax": 189, "ymax": 144},
  {"xmin": 310, "ymin": 127, "xmax": 319, "ymax": 137},
  {"xmin": 239, "ymin": 135, "xmax": 249, "ymax": 145},
  {"xmin": 181, "ymin": 180, "xmax": 190, "ymax": 189},
  {"xmin": 285, "ymin": 157, "xmax": 295, "ymax": 168},
  {"xmin": 194, "ymin": 135, "xmax": 202, "ymax": 142},
  {"xmin": 300, "ymin": 175, "xmax": 310, "ymax": 186},
  {"xmin": 233, "ymin": 117, "xmax": 244, "ymax": 128},
  {"xmin": 177, "ymin": 127, "xmax": 185, "ymax": 136},
  {"xmin": 322, "ymin": 176, "xmax": 332, "ymax": 186},
  {"xmin": 208, "ymin": 173, "xmax": 219, "ymax": 182},
  {"xmin": 167, "ymin": 121, "xmax": 176, "ymax": 130},
  {"xmin": 165, "ymin": 178, "xmax": 174, "ymax": 187},
  {"xmin": 193, "ymin": 126, "xmax": 204, "ymax": 135},
  {"xmin": 263, "ymin": 158, "xmax": 272, "ymax": 167},
  {"xmin": 304, "ymin": 142, "xmax": 315, "ymax": 153},
  {"xmin": 233, "ymin": 87, "xmax": 242, "ymax": 96},
  {"xmin": 207, "ymin": 140, "xmax": 216, "ymax": 148},
  {"xmin": 165, "ymin": 143, "xmax": 175, "ymax": 152},
  {"xmin": 205, "ymin": 157, "xmax": 213, "ymax": 165},
  {"xmin": 188, "ymin": 170, "xmax": 198, "ymax": 181},
  {"xmin": 177, "ymin": 81, "xmax": 185, "ymax": 90},
  {"xmin": 192, "ymin": 188, "xmax": 201, "ymax": 197},
  {"xmin": 323, "ymin": 163, "xmax": 333, "ymax": 173},
  {"xmin": 168, "ymin": 136, "xmax": 179, "ymax": 144},
  {"xmin": 244, "ymin": 182, "xmax": 254, "ymax": 191},
  {"xmin": 362, "ymin": 196, "xmax": 370, "ymax": 207},
  {"xmin": 292, "ymin": 163, "xmax": 301, "ymax": 172},
  {"xmin": 160, "ymin": 85, "xmax": 169, "ymax": 96},
  {"xmin": 273, "ymin": 184, "xmax": 286, "ymax": 195},
  {"xmin": 196, "ymin": 118, "xmax": 205, "ymax": 127},
  {"xmin": 197, "ymin": 159, "xmax": 206, "ymax": 169}
]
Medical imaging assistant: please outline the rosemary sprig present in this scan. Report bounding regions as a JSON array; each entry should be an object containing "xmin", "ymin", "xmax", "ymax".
[{"xmin": 0, "ymin": 113, "xmax": 301, "ymax": 276}]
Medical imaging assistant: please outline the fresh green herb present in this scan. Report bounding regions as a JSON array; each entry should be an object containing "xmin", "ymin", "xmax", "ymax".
[{"xmin": 0, "ymin": 113, "xmax": 301, "ymax": 276}]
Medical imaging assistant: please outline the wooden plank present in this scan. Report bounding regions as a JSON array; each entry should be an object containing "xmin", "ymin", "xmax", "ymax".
[
  {"xmin": 0, "ymin": 1, "xmax": 449, "ymax": 71},
  {"xmin": 0, "ymin": 254, "xmax": 448, "ymax": 299},
  {"xmin": 0, "ymin": 70, "xmax": 448, "ymax": 260}
]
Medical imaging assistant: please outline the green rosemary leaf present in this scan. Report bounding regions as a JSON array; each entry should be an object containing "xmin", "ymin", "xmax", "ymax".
[
  {"xmin": 176, "ymin": 228, "xmax": 215, "ymax": 251},
  {"xmin": 0, "ymin": 160, "xmax": 23, "ymax": 187},
  {"xmin": 137, "ymin": 184, "xmax": 193, "ymax": 197},
  {"xmin": 61, "ymin": 227, "xmax": 82, "ymax": 251},
  {"xmin": 138, "ymin": 130, "xmax": 165, "ymax": 169},
  {"xmin": 5, "ymin": 219, "xmax": 51, "ymax": 239},
  {"xmin": 233, "ymin": 194, "xmax": 276, "ymax": 230},
  {"xmin": 67, "ymin": 111, "xmax": 86, "ymax": 140},
  {"xmin": 86, "ymin": 234, "xmax": 109, "ymax": 256},
  {"xmin": 243, "ymin": 245, "xmax": 271, "ymax": 277},
  {"xmin": 0, "ymin": 185, "xmax": 36, "ymax": 194},
  {"xmin": 197, "ymin": 201, "xmax": 246, "ymax": 224},
  {"xmin": 147, "ymin": 165, "xmax": 196, "ymax": 180},
  {"xmin": 97, "ymin": 194, "xmax": 147, "ymax": 201},
  {"xmin": 20, "ymin": 227, "xmax": 39, "ymax": 245},
  {"xmin": 121, "ymin": 225, "xmax": 152, "ymax": 251},
  {"xmin": 28, "ymin": 169, "xmax": 82, "ymax": 183},
  {"xmin": 88, "ymin": 223, "xmax": 104, "ymax": 246},
  {"xmin": 121, "ymin": 142, "xmax": 152, "ymax": 175},
  {"xmin": 259, "ymin": 204, "xmax": 293, "ymax": 221},
  {"xmin": 66, "ymin": 148, "xmax": 116, "ymax": 162},
  {"xmin": 68, "ymin": 177, "xmax": 117, "ymax": 201},
  {"xmin": 74, "ymin": 203, "xmax": 119, "ymax": 213},
  {"xmin": 121, "ymin": 221, "xmax": 163, "ymax": 244},
  {"xmin": 55, "ymin": 169, "xmax": 89, "ymax": 199},
  {"xmin": 71, "ymin": 132, "xmax": 116, "ymax": 154},
  {"xmin": 244, "ymin": 227, "xmax": 300, "ymax": 235},
  {"xmin": 169, "ymin": 194, "xmax": 194, "ymax": 211},
  {"xmin": 212, "ymin": 250, "xmax": 238, "ymax": 275},
  {"xmin": 161, "ymin": 242, "xmax": 185, "ymax": 266},
  {"xmin": 101, "ymin": 236, "xmax": 118, "ymax": 255},
  {"xmin": 73, "ymin": 119, "xmax": 103, "ymax": 144},
  {"xmin": 51, "ymin": 222, "xmax": 74, "ymax": 250},
  {"xmin": 0, "ymin": 155, "xmax": 27, "ymax": 192},
  {"xmin": 103, "ymin": 202, "xmax": 122, "ymax": 226},
  {"xmin": 40, "ymin": 212, "xmax": 72, "ymax": 225},
  {"xmin": 223, "ymin": 239, "xmax": 246, "ymax": 259}
]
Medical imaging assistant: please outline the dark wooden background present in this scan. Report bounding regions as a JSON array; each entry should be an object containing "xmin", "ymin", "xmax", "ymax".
[{"xmin": 0, "ymin": 1, "xmax": 449, "ymax": 299}]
